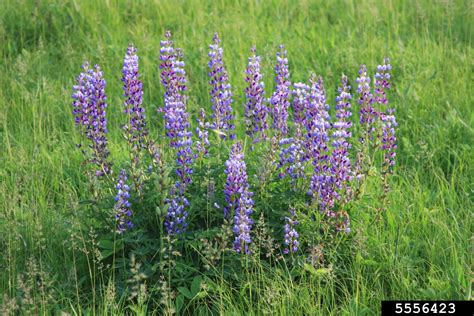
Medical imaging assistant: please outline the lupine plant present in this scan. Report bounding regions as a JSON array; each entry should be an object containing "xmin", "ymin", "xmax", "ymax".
[{"xmin": 70, "ymin": 33, "xmax": 397, "ymax": 313}]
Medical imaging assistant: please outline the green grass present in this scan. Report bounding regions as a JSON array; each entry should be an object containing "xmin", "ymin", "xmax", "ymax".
[{"xmin": 0, "ymin": 0, "xmax": 472, "ymax": 314}]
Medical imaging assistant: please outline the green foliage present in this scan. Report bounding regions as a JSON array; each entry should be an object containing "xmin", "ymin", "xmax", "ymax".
[{"xmin": 0, "ymin": 0, "xmax": 472, "ymax": 314}]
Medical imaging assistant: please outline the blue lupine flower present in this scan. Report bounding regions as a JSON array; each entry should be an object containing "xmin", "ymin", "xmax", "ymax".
[
  {"xmin": 208, "ymin": 33, "xmax": 235, "ymax": 139},
  {"xmin": 377, "ymin": 58, "xmax": 397, "ymax": 172},
  {"xmin": 330, "ymin": 75, "xmax": 353, "ymax": 200},
  {"xmin": 292, "ymin": 82, "xmax": 310, "ymax": 126},
  {"xmin": 277, "ymin": 125, "xmax": 307, "ymax": 182},
  {"xmin": 357, "ymin": 64, "xmax": 377, "ymax": 139},
  {"xmin": 195, "ymin": 108, "xmax": 210, "ymax": 157},
  {"xmin": 270, "ymin": 45, "xmax": 291, "ymax": 136},
  {"xmin": 374, "ymin": 58, "xmax": 392, "ymax": 105},
  {"xmin": 224, "ymin": 142, "xmax": 254, "ymax": 254},
  {"xmin": 244, "ymin": 46, "xmax": 268, "ymax": 144},
  {"xmin": 72, "ymin": 62, "xmax": 112, "ymax": 177},
  {"xmin": 159, "ymin": 31, "xmax": 194, "ymax": 235},
  {"xmin": 306, "ymin": 75, "xmax": 332, "ymax": 212},
  {"xmin": 122, "ymin": 45, "xmax": 149, "ymax": 190},
  {"xmin": 114, "ymin": 169, "xmax": 133, "ymax": 233},
  {"xmin": 283, "ymin": 208, "xmax": 299, "ymax": 254}
]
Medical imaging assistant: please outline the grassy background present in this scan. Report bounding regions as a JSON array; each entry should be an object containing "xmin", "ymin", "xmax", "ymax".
[{"xmin": 0, "ymin": 0, "xmax": 472, "ymax": 314}]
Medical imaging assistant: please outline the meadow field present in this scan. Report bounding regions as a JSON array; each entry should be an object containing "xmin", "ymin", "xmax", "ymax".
[{"xmin": 0, "ymin": 0, "xmax": 472, "ymax": 314}]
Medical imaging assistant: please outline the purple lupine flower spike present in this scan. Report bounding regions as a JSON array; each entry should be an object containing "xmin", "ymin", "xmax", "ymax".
[
  {"xmin": 270, "ymin": 45, "xmax": 291, "ymax": 136},
  {"xmin": 306, "ymin": 75, "xmax": 332, "ymax": 213},
  {"xmin": 122, "ymin": 45, "xmax": 148, "ymax": 190},
  {"xmin": 159, "ymin": 31, "xmax": 194, "ymax": 235},
  {"xmin": 330, "ymin": 75, "xmax": 353, "ymax": 199},
  {"xmin": 277, "ymin": 124, "xmax": 307, "ymax": 182},
  {"xmin": 72, "ymin": 62, "xmax": 112, "ymax": 177},
  {"xmin": 208, "ymin": 33, "xmax": 235, "ymax": 139},
  {"xmin": 277, "ymin": 82, "xmax": 309, "ymax": 182},
  {"xmin": 380, "ymin": 113, "xmax": 397, "ymax": 169},
  {"xmin": 224, "ymin": 142, "xmax": 254, "ymax": 254},
  {"xmin": 114, "ymin": 170, "xmax": 133, "ymax": 233},
  {"xmin": 374, "ymin": 57, "xmax": 392, "ymax": 105},
  {"xmin": 292, "ymin": 82, "xmax": 310, "ymax": 125},
  {"xmin": 357, "ymin": 64, "xmax": 377, "ymax": 139},
  {"xmin": 283, "ymin": 207, "xmax": 299, "ymax": 254},
  {"xmin": 244, "ymin": 46, "xmax": 268, "ymax": 144},
  {"xmin": 122, "ymin": 45, "xmax": 146, "ymax": 142},
  {"xmin": 377, "ymin": 58, "xmax": 397, "ymax": 173},
  {"xmin": 195, "ymin": 108, "xmax": 210, "ymax": 157}
]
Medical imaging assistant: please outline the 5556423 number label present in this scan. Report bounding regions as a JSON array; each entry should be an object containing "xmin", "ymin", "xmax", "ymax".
[{"xmin": 382, "ymin": 301, "xmax": 473, "ymax": 315}]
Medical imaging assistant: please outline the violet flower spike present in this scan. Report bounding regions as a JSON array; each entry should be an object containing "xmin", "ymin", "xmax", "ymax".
[
  {"xmin": 357, "ymin": 64, "xmax": 377, "ymax": 139},
  {"xmin": 244, "ymin": 46, "xmax": 268, "ymax": 144},
  {"xmin": 208, "ymin": 32, "xmax": 235, "ymax": 139},
  {"xmin": 114, "ymin": 170, "xmax": 133, "ymax": 233},
  {"xmin": 330, "ymin": 75, "xmax": 353, "ymax": 200},
  {"xmin": 164, "ymin": 188, "xmax": 189, "ymax": 235},
  {"xmin": 159, "ymin": 31, "xmax": 193, "ymax": 185},
  {"xmin": 377, "ymin": 58, "xmax": 396, "ymax": 174},
  {"xmin": 380, "ymin": 111, "xmax": 397, "ymax": 170},
  {"xmin": 72, "ymin": 62, "xmax": 112, "ymax": 177},
  {"xmin": 292, "ymin": 82, "xmax": 309, "ymax": 126},
  {"xmin": 122, "ymin": 44, "xmax": 147, "ymax": 144},
  {"xmin": 122, "ymin": 45, "xmax": 149, "ymax": 190},
  {"xmin": 277, "ymin": 125, "xmax": 307, "ymax": 182},
  {"xmin": 195, "ymin": 108, "xmax": 210, "ymax": 157},
  {"xmin": 270, "ymin": 45, "xmax": 291, "ymax": 136},
  {"xmin": 283, "ymin": 208, "xmax": 299, "ymax": 254},
  {"xmin": 159, "ymin": 31, "xmax": 194, "ymax": 235},
  {"xmin": 306, "ymin": 75, "xmax": 332, "ymax": 213},
  {"xmin": 374, "ymin": 57, "xmax": 392, "ymax": 105},
  {"xmin": 224, "ymin": 142, "xmax": 254, "ymax": 254}
]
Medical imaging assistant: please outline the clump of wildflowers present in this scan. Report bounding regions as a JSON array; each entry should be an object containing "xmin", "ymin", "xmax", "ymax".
[
  {"xmin": 283, "ymin": 208, "xmax": 299, "ymax": 254},
  {"xmin": 159, "ymin": 31, "xmax": 194, "ymax": 235},
  {"xmin": 208, "ymin": 33, "xmax": 235, "ymax": 139},
  {"xmin": 72, "ymin": 62, "xmax": 112, "ymax": 177},
  {"xmin": 114, "ymin": 170, "xmax": 133, "ymax": 233},
  {"xmin": 244, "ymin": 46, "xmax": 268, "ymax": 144},
  {"xmin": 224, "ymin": 142, "xmax": 254, "ymax": 254},
  {"xmin": 69, "ymin": 35, "xmax": 399, "ymax": 269},
  {"xmin": 270, "ymin": 45, "xmax": 291, "ymax": 136}
]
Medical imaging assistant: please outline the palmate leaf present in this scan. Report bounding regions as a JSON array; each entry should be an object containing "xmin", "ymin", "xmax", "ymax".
[
  {"xmin": 98, "ymin": 238, "xmax": 124, "ymax": 259},
  {"xmin": 191, "ymin": 275, "xmax": 202, "ymax": 296},
  {"xmin": 178, "ymin": 287, "xmax": 193, "ymax": 299}
]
